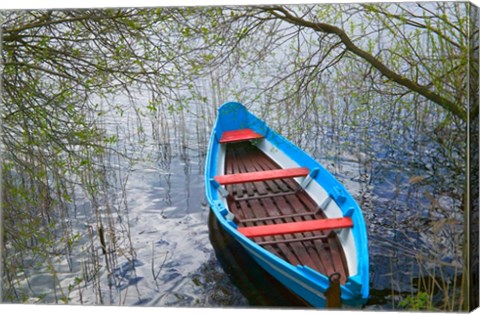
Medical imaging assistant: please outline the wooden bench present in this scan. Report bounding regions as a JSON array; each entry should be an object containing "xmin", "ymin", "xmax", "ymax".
[
  {"xmin": 214, "ymin": 167, "xmax": 310, "ymax": 185},
  {"xmin": 237, "ymin": 217, "xmax": 353, "ymax": 238},
  {"xmin": 219, "ymin": 128, "xmax": 264, "ymax": 144}
]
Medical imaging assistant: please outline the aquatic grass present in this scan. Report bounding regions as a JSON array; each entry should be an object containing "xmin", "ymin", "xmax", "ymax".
[
  {"xmin": 256, "ymin": 76, "xmax": 467, "ymax": 311},
  {"xmin": 151, "ymin": 243, "xmax": 169, "ymax": 286},
  {"xmin": 399, "ymin": 291, "xmax": 434, "ymax": 311},
  {"xmin": 389, "ymin": 216, "xmax": 464, "ymax": 311},
  {"xmin": 380, "ymin": 235, "xmax": 463, "ymax": 311},
  {"xmin": 1, "ymin": 101, "xmax": 146, "ymax": 304}
]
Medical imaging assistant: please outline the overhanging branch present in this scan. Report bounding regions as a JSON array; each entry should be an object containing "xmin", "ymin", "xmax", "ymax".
[{"xmin": 265, "ymin": 6, "xmax": 467, "ymax": 122}]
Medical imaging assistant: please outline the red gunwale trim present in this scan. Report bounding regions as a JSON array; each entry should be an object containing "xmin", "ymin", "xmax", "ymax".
[{"xmin": 238, "ymin": 217, "xmax": 353, "ymax": 238}]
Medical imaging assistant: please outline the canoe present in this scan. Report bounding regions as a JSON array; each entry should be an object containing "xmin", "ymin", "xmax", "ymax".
[{"xmin": 205, "ymin": 101, "xmax": 369, "ymax": 307}]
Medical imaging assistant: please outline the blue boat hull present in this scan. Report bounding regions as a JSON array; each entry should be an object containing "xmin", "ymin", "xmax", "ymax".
[{"xmin": 205, "ymin": 102, "xmax": 369, "ymax": 307}]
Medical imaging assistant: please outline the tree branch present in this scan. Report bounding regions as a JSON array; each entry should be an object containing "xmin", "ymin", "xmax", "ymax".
[{"xmin": 265, "ymin": 5, "xmax": 467, "ymax": 121}]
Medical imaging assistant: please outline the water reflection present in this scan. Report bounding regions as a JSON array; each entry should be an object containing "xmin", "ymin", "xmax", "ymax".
[
  {"xmin": 258, "ymin": 98, "xmax": 465, "ymax": 309},
  {"xmin": 5, "ymin": 93, "xmax": 465, "ymax": 310},
  {"xmin": 208, "ymin": 211, "xmax": 308, "ymax": 307}
]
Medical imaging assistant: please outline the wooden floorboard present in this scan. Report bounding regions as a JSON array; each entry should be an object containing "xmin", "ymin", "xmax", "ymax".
[
  {"xmin": 299, "ymin": 189, "xmax": 349, "ymax": 281},
  {"xmin": 238, "ymin": 149, "xmax": 303, "ymax": 265},
  {"xmin": 224, "ymin": 142, "xmax": 349, "ymax": 283},
  {"xmin": 247, "ymin": 153, "xmax": 318, "ymax": 268},
  {"xmin": 229, "ymin": 147, "xmax": 301, "ymax": 265},
  {"xmin": 250, "ymin": 154, "xmax": 328, "ymax": 271}
]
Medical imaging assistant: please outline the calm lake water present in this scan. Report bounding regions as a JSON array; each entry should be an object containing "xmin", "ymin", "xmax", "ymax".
[{"xmin": 7, "ymin": 90, "xmax": 465, "ymax": 310}]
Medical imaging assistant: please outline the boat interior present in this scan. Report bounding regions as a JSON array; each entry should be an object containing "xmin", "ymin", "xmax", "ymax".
[{"xmin": 213, "ymin": 129, "xmax": 351, "ymax": 284}]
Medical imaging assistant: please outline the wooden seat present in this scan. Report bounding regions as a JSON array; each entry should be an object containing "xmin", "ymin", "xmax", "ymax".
[
  {"xmin": 219, "ymin": 128, "xmax": 264, "ymax": 144},
  {"xmin": 214, "ymin": 167, "xmax": 309, "ymax": 185},
  {"xmin": 238, "ymin": 217, "xmax": 353, "ymax": 238}
]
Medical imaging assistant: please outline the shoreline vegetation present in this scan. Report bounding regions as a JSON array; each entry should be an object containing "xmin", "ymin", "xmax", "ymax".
[{"xmin": 1, "ymin": 2, "xmax": 477, "ymax": 310}]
